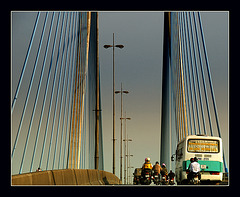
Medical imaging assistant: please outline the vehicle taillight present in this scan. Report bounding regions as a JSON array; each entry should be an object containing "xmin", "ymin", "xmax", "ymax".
[{"xmin": 210, "ymin": 172, "xmax": 220, "ymax": 175}]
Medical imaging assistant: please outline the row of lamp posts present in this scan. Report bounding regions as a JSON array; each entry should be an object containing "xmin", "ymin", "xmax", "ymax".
[{"xmin": 104, "ymin": 33, "xmax": 133, "ymax": 184}]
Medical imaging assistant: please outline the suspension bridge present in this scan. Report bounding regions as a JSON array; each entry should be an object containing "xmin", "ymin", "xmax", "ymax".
[{"xmin": 11, "ymin": 11, "xmax": 228, "ymax": 185}]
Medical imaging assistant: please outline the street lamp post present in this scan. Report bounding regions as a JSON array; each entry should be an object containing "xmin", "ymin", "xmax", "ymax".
[
  {"xmin": 123, "ymin": 138, "xmax": 132, "ymax": 184},
  {"xmin": 123, "ymin": 134, "xmax": 133, "ymax": 184},
  {"xmin": 126, "ymin": 135, "xmax": 133, "ymax": 185},
  {"xmin": 128, "ymin": 166, "xmax": 134, "ymax": 184},
  {"xmin": 122, "ymin": 113, "xmax": 131, "ymax": 184},
  {"xmin": 104, "ymin": 33, "xmax": 124, "ymax": 175},
  {"xmin": 115, "ymin": 83, "xmax": 129, "ymax": 182},
  {"xmin": 95, "ymin": 12, "xmax": 100, "ymax": 170}
]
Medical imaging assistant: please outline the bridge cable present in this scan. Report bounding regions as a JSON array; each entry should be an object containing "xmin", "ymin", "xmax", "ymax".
[
  {"xmin": 182, "ymin": 12, "xmax": 196, "ymax": 136},
  {"xmin": 29, "ymin": 12, "xmax": 55, "ymax": 172},
  {"xmin": 67, "ymin": 12, "xmax": 81, "ymax": 169},
  {"xmin": 192, "ymin": 12, "xmax": 213, "ymax": 136},
  {"xmin": 11, "ymin": 12, "xmax": 40, "ymax": 113},
  {"xmin": 38, "ymin": 12, "xmax": 61, "ymax": 169},
  {"xmin": 45, "ymin": 12, "xmax": 67, "ymax": 170},
  {"xmin": 18, "ymin": 12, "xmax": 49, "ymax": 174},
  {"xmin": 63, "ymin": 12, "xmax": 79, "ymax": 169},
  {"xmin": 179, "ymin": 12, "xmax": 192, "ymax": 136},
  {"xmin": 52, "ymin": 12, "xmax": 71, "ymax": 170},
  {"xmin": 12, "ymin": 12, "xmax": 46, "ymax": 160},
  {"xmin": 197, "ymin": 12, "xmax": 228, "ymax": 173},
  {"xmin": 189, "ymin": 12, "xmax": 207, "ymax": 135},
  {"xmin": 185, "ymin": 12, "xmax": 201, "ymax": 135},
  {"xmin": 57, "ymin": 12, "xmax": 77, "ymax": 169}
]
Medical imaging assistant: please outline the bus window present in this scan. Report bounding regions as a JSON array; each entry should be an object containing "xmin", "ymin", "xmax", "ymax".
[
  {"xmin": 176, "ymin": 147, "xmax": 183, "ymax": 160},
  {"xmin": 187, "ymin": 139, "xmax": 219, "ymax": 153}
]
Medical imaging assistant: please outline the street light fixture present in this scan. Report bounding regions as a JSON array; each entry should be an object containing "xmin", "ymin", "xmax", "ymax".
[
  {"xmin": 115, "ymin": 45, "xmax": 124, "ymax": 49},
  {"xmin": 115, "ymin": 83, "xmax": 129, "ymax": 182},
  {"xmin": 103, "ymin": 33, "xmax": 124, "ymax": 175},
  {"xmin": 103, "ymin": 45, "xmax": 112, "ymax": 48},
  {"xmin": 104, "ymin": 44, "xmax": 124, "ymax": 49}
]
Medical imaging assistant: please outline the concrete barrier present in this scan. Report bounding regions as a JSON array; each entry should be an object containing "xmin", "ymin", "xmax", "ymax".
[
  {"xmin": 31, "ymin": 170, "xmax": 55, "ymax": 185},
  {"xmin": 12, "ymin": 169, "xmax": 121, "ymax": 185},
  {"xmin": 102, "ymin": 171, "xmax": 121, "ymax": 185},
  {"xmin": 12, "ymin": 173, "xmax": 32, "ymax": 185},
  {"xmin": 74, "ymin": 169, "xmax": 90, "ymax": 185},
  {"xmin": 52, "ymin": 169, "xmax": 77, "ymax": 185},
  {"xmin": 99, "ymin": 170, "xmax": 109, "ymax": 185},
  {"xmin": 87, "ymin": 169, "xmax": 103, "ymax": 185}
]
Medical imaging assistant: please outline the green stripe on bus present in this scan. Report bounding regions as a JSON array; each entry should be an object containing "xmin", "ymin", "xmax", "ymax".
[{"xmin": 183, "ymin": 160, "xmax": 223, "ymax": 172}]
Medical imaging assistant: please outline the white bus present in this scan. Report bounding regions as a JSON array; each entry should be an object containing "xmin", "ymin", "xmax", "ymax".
[{"xmin": 174, "ymin": 135, "xmax": 223, "ymax": 185}]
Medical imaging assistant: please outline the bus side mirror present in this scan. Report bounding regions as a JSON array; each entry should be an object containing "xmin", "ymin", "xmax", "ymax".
[{"xmin": 171, "ymin": 154, "xmax": 175, "ymax": 161}]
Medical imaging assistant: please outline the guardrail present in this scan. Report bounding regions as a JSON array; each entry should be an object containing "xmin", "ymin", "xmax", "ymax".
[{"xmin": 12, "ymin": 169, "xmax": 122, "ymax": 185}]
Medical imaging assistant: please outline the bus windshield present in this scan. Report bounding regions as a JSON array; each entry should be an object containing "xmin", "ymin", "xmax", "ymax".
[{"xmin": 187, "ymin": 139, "xmax": 219, "ymax": 153}]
